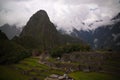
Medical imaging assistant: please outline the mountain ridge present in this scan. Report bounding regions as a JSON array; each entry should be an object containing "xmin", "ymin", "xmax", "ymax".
[{"xmin": 71, "ymin": 13, "xmax": 120, "ymax": 51}]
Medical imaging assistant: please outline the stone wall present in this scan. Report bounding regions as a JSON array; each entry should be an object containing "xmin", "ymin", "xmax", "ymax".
[{"xmin": 61, "ymin": 51, "xmax": 120, "ymax": 74}]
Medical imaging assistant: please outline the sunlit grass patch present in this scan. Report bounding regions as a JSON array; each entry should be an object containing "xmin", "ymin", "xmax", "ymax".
[{"xmin": 69, "ymin": 71, "xmax": 120, "ymax": 80}]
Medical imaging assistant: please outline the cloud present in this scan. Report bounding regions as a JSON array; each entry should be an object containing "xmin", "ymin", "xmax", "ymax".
[{"xmin": 0, "ymin": 0, "xmax": 120, "ymax": 32}]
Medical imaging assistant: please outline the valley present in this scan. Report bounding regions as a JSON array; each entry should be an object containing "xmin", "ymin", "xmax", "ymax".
[{"xmin": 0, "ymin": 9, "xmax": 120, "ymax": 80}]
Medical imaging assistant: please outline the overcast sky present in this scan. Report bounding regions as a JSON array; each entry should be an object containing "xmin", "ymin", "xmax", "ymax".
[{"xmin": 0, "ymin": 0, "xmax": 120, "ymax": 32}]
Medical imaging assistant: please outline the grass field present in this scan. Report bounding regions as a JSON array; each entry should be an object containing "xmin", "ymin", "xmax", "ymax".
[
  {"xmin": 0, "ymin": 57, "xmax": 64, "ymax": 80},
  {"xmin": 0, "ymin": 57, "xmax": 120, "ymax": 80},
  {"xmin": 69, "ymin": 72, "xmax": 120, "ymax": 80},
  {"xmin": 0, "ymin": 66, "xmax": 29, "ymax": 80}
]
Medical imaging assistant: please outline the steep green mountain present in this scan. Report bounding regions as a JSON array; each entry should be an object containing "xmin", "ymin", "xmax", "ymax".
[
  {"xmin": 16, "ymin": 10, "xmax": 83, "ymax": 50},
  {"xmin": 0, "ymin": 30, "xmax": 30, "ymax": 64}
]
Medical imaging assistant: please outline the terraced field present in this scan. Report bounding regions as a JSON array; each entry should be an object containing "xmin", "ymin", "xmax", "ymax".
[
  {"xmin": 0, "ymin": 57, "xmax": 64, "ymax": 80},
  {"xmin": 0, "ymin": 56, "xmax": 120, "ymax": 80}
]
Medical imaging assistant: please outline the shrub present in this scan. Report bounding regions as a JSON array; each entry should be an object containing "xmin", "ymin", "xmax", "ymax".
[
  {"xmin": 0, "ymin": 40, "xmax": 31, "ymax": 64},
  {"xmin": 50, "ymin": 43, "xmax": 90, "ymax": 58}
]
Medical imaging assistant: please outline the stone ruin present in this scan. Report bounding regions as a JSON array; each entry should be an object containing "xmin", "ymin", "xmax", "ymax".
[{"xmin": 44, "ymin": 74, "xmax": 74, "ymax": 80}]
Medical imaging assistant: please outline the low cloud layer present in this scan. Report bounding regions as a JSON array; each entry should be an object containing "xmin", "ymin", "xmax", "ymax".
[{"xmin": 0, "ymin": 0, "xmax": 120, "ymax": 32}]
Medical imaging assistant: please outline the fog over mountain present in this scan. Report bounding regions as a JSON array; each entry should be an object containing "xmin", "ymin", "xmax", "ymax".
[
  {"xmin": 0, "ymin": 24, "xmax": 22, "ymax": 39},
  {"xmin": 0, "ymin": 0, "xmax": 120, "ymax": 32},
  {"xmin": 71, "ymin": 12, "xmax": 120, "ymax": 50}
]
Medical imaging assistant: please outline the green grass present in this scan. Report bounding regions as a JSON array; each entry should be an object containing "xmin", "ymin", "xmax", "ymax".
[
  {"xmin": 0, "ymin": 57, "xmax": 64, "ymax": 80},
  {"xmin": 0, "ymin": 66, "xmax": 29, "ymax": 80},
  {"xmin": 14, "ymin": 57, "xmax": 49, "ymax": 70},
  {"xmin": 69, "ymin": 72, "xmax": 120, "ymax": 80}
]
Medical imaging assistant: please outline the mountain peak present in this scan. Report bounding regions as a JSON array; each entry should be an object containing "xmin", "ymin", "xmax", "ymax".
[
  {"xmin": 37, "ymin": 10, "xmax": 47, "ymax": 15},
  {"xmin": 30, "ymin": 10, "xmax": 50, "ymax": 22},
  {"xmin": 20, "ymin": 10, "xmax": 52, "ymax": 36},
  {"xmin": 33, "ymin": 10, "xmax": 48, "ymax": 18},
  {"xmin": 112, "ymin": 12, "xmax": 120, "ymax": 20}
]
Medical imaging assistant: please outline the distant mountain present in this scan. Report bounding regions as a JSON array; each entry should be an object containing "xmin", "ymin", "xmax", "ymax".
[
  {"xmin": 93, "ymin": 22, "xmax": 120, "ymax": 50},
  {"xmin": 0, "ymin": 24, "xmax": 21, "ymax": 39},
  {"xmin": 93, "ymin": 13, "xmax": 120, "ymax": 51},
  {"xmin": 111, "ymin": 12, "xmax": 120, "ymax": 20},
  {"xmin": 71, "ymin": 28, "xmax": 94, "ymax": 47},
  {"xmin": 71, "ymin": 13, "xmax": 120, "ymax": 51},
  {"xmin": 15, "ymin": 10, "xmax": 83, "ymax": 50}
]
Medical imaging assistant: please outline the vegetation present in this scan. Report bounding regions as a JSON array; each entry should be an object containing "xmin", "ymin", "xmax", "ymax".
[
  {"xmin": 69, "ymin": 72, "xmax": 120, "ymax": 80},
  {"xmin": 50, "ymin": 43, "xmax": 90, "ymax": 57},
  {"xmin": 0, "ymin": 40, "xmax": 31, "ymax": 64},
  {"xmin": 0, "ymin": 66, "xmax": 29, "ymax": 80},
  {"xmin": 0, "ymin": 57, "xmax": 64, "ymax": 80},
  {"xmin": 0, "ymin": 31, "xmax": 31, "ymax": 64},
  {"xmin": 0, "ymin": 56, "xmax": 119, "ymax": 80}
]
